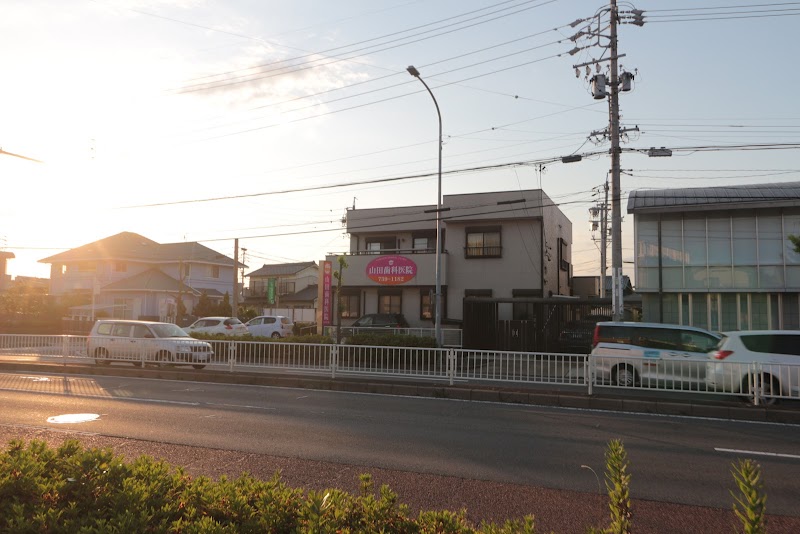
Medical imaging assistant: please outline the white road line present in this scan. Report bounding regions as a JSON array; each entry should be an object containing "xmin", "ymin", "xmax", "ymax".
[{"xmin": 715, "ymin": 447, "xmax": 800, "ymax": 460}]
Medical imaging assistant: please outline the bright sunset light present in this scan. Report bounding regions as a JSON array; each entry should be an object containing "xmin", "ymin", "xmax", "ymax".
[{"xmin": 1, "ymin": 0, "xmax": 798, "ymax": 280}]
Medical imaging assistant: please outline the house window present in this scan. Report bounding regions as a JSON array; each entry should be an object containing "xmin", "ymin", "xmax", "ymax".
[
  {"xmin": 182, "ymin": 264, "xmax": 191, "ymax": 279},
  {"xmin": 465, "ymin": 226, "xmax": 501, "ymax": 258},
  {"xmin": 420, "ymin": 289, "xmax": 432, "ymax": 320},
  {"xmin": 211, "ymin": 265, "xmax": 220, "ymax": 278},
  {"xmin": 279, "ymin": 281, "xmax": 295, "ymax": 295},
  {"xmin": 340, "ymin": 290, "xmax": 360, "ymax": 318},
  {"xmin": 558, "ymin": 238, "xmax": 569, "ymax": 271},
  {"xmin": 77, "ymin": 262, "xmax": 96, "ymax": 272},
  {"xmin": 114, "ymin": 261, "xmax": 127, "ymax": 273},
  {"xmin": 412, "ymin": 231, "xmax": 436, "ymax": 253},
  {"xmin": 365, "ymin": 236, "xmax": 397, "ymax": 254},
  {"xmin": 378, "ymin": 289, "xmax": 402, "ymax": 314}
]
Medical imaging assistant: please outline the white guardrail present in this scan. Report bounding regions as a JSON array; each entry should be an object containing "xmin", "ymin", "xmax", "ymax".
[{"xmin": 0, "ymin": 334, "xmax": 798, "ymax": 406}]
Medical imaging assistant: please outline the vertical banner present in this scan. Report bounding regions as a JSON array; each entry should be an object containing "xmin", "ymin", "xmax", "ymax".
[
  {"xmin": 267, "ymin": 278, "xmax": 276, "ymax": 305},
  {"xmin": 322, "ymin": 261, "xmax": 333, "ymax": 326}
]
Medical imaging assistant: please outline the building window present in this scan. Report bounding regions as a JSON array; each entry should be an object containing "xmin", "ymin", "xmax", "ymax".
[
  {"xmin": 340, "ymin": 290, "xmax": 360, "ymax": 318},
  {"xmin": 77, "ymin": 262, "xmax": 96, "ymax": 272},
  {"xmin": 557, "ymin": 238, "xmax": 569, "ymax": 271},
  {"xmin": 465, "ymin": 289, "xmax": 492, "ymax": 298},
  {"xmin": 420, "ymin": 289, "xmax": 432, "ymax": 320},
  {"xmin": 412, "ymin": 231, "xmax": 436, "ymax": 253},
  {"xmin": 378, "ymin": 289, "xmax": 402, "ymax": 314},
  {"xmin": 211, "ymin": 265, "xmax": 220, "ymax": 278},
  {"xmin": 114, "ymin": 261, "xmax": 127, "ymax": 273},
  {"xmin": 182, "ymin": 264, "xmax": 191, "ymax": 279},
  {"xmin": 279, "ymin": 281, "xmax": 295, "ymax": 295},
  {"xmin": 465, "ymin": 226, "xmax": 501, "ymax": 258},
  {"xmin": 365, "ymin": 236, "xmax": 397, "ymax": 253}
]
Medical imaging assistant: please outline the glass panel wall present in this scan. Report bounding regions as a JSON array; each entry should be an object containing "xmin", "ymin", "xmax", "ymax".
[{"xmin": 708, "ymin": 218, "xmax": 732, "ymax": 288}]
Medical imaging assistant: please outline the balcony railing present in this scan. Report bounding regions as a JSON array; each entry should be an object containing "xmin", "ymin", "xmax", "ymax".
[
  {"xmin": 464, "ymin": 246, "xmax": 502, "ymax": 258},
  {"xmin": 349, "ymin": 248, "xmax": 437, "ymax": 256}
]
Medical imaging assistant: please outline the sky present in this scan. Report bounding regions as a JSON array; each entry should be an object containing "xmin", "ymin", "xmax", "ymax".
[{"xmin": 2, "ymin": 0, "xmax": 799, "ymax": 285}]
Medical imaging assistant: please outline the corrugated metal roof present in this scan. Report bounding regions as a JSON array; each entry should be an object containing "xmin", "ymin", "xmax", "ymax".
[{"xmin": 627, "ymin": 181, "xmax": 800, "ymax": 213}]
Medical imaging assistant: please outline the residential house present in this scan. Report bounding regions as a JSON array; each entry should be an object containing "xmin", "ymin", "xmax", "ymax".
[
  {"xmin": 39, "ymin": 232, "xmax": 243, "ymax": 322},
  {"xmin": 244, "ymin": 261, "xmax": 318, "ymax": 312},
  {"xmin": 322, "ymin": 189, "xmax": 572, "ymax": 328},
  {"xmin": 628, "ymin": 181, "xmax": 800, "ymax": 330}
]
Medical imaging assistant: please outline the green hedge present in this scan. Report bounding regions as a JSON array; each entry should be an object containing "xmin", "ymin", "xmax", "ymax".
[
  {"xmin": 0, "ymin": 439, "xmax": 768, "ymax": 533},
  {"xmin": 0, "ymin": 440, "xmax": 531, "ymax": 533},
  {"xmin": 346, "ymin": 334, "xmax": 437, "ymax": 348}
]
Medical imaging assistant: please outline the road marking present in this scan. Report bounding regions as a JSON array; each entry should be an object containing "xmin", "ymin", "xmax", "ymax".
[
  {"xmin": 205, "ymin": 402, "xmax": 276, "ymax": 411},
  {"xmin": 715, "ymin": 447, "xmax": 800, "ymax": 460}
]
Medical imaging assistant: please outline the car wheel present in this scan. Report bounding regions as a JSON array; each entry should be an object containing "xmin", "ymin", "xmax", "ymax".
[
  {"xmin": 612, "ymin": 365, "xmax": 638, "ymax": 387},
  {"xmin": 191, "ymin": 364, "xmax": 206, "ymax": 370},
  {"xmin": 93, "ymin": 348, "xmax": 110, "ymax": 366},
  {"xmin": 742, "ymin": 373, "xmax": 780, "ymax": 406},
  {"xmin": 271, "ymin": 332, "xmax": 281, "ymax": 339},
  {"xmin": 156, "ymin": 350, "xmax": 173, "ymax": 367}
]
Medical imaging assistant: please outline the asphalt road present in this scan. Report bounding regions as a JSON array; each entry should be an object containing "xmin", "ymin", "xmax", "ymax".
[{"xmin": 0, "ymin": 371, "xmax": 799, "ymax": 517}]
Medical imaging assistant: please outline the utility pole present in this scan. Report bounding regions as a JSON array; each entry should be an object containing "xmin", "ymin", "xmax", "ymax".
[
  {"xmin": 232, "ymin": 239, "xmax": 239, "ymax": 318},
  {"xmin": 589, "ymin": 179, "xmax": 609, "ymax": 298},
  {"xmin": 568, "ymin": 1, "xmax": 643, "ymax": 321},
  {"xmin": 608, "ymin": 0, "xmax": 623, "ymax": 321}
]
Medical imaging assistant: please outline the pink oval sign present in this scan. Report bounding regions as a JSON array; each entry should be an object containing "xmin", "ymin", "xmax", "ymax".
[{"xmin": 366, "ymin": 255, "xmax": 417, "ymax": 285}]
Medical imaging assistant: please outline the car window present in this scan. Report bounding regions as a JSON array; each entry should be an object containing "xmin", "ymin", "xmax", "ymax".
[
  {"xmin": 111, "ymin": 324, "xmax": 132, "ymax": 337},
  {"xmin": 742, "ymin": 334, "xmax": 800, "ymax": 356},
  {"xmin": 249, "ymin": 318, "xmax": 262, "ymax": 326},
  {"xmin": 132, "ymin": 325, "xmax": 153, "ymax": 338},
  {"xmin": 265, "ymin": 317, "xmax": 276, "ymax": 324},
  {"xmin": 355, "ymin": 316, "xmax": 372, "ymax": 326},
  {"xmin": 152, "ymin": 324, "xmax": 189, "ymax": 338},
  {"xmin": 634, "ymin": 328, "xmax": 682, "ymax": 350},
  {"xmin": 206, "ymin": 320, "xmax": 220, "ymax": 327},
  {"xmin": 96, "ymin": 323, "xmax": 113, "ymax": 335},
  {"xmin": 281, "ymin": 318, "xmax": 291, "ymax": 325},
  {"xmin": 225, "ymin": 318, "xmax": 243, "ymax": 326},
  {"xmin": 680, "ymin": 332, "xmax": 719, "ymax": 353}
]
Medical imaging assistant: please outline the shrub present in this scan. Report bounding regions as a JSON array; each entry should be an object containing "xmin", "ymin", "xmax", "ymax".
[{"xmin": 347, "ymin": 333, "xmax": 438, "ymax": 348}]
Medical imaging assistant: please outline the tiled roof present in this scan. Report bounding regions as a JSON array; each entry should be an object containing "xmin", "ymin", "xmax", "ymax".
[
  {"xmin": 627, "ymin": 181, "xmax": 800, "ymax": 213},
  {"xmin": 38, "ymin": 232, "xmax": 242, "ymax": 267},
  {"xmin": 247, "ymin": 262, "xmax": 317, "ymax": 277},
  {"xmin": 281, "ymin": 284, "xmax": 318, "ymax": 302},
  {"xmin": 101, "ymin": 268, "xmax": 195, "ymax": 293}
]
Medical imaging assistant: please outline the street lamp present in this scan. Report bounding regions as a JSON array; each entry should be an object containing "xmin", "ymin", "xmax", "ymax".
[{"xmin": 407, "ymin": 65, "xmax": 443, "ymax": 347}]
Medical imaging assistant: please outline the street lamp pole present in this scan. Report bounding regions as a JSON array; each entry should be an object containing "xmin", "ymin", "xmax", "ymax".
[{"xmin": 407, "ymin": 65, "xmax": 443, "ymax": 347}]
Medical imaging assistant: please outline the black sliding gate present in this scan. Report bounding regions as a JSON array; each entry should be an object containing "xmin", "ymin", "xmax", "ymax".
[{"xmin": 462, "ymin": 297, "xmax": 613, "ymax": 353}]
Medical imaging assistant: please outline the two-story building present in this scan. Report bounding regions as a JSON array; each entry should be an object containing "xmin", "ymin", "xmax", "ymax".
[
  {"xmin": 322, "ymin": 189, "xmax": 572, "ymax": 328},
  {"xmin": 39, "ymin": 231, "xmax": 242, "ymax": 322},
  {"xmin": 628, "ymin": 181, "xmax": 800, "ymax": 331},
  {"xmin": 244, "ymin": 261, "xmax": 318, "ymax": 310}
]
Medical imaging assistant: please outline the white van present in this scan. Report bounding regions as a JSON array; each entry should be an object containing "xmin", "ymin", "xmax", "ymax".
[
  {"xmin": 590, "ymin": 322, "xmax": 720, "ymax": 388},
  {"xmin": 87, "ymin": 320, "xmax": 213, "ymax": 369},
  {"xmin": 706, "ymin": 330, "xmax": 800, "ymax": 405}
]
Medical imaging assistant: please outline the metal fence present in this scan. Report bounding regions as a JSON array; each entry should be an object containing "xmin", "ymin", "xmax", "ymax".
[
  {"xmin": 322, "ymin": 326, "xmax": 463, "ymax": 347},
  {"xmin": 1, "ymin": 334, "xmax": 798, "ymax": 406}
]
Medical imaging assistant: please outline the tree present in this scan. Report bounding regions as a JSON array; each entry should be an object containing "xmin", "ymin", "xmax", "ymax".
[
  {"xmin": 789, "ymin": 234, "xmax": 800, "ymax": 254},
  {"xmin": 218, "ymin": 292, "xmax": 232, "ymax": 317},
  {"xmin": 193, "ymin": 291, "xmax": 214, "ymax": 318}
]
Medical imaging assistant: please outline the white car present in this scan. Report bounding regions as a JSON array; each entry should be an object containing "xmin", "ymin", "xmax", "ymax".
[
  {"xmin": 87, "ymin": 320, "xmax": 212, "ymax": 368},
  {"xmin": 245, "ymin": 315, "xmax": 294, "ymax": 338},
  {"xmin": 590, "ymin": 322, "xmax": 721, "ymax": 388},
  {"xmin": 706, "ymin": 330, "xmax": 800, "ymax": 405},
  {"xmin": 184, "ymin": 316, "xmax": 248, "ymax": 337}
]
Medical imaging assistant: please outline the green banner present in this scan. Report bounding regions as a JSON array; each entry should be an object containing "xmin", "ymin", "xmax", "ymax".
[{"xmin": 267, "ymin": 278, "xmax": 276, "ymax": 305}]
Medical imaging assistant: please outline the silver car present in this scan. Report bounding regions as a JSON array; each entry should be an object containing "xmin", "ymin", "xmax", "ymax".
[{"xmin": 87, "ymin": 320, "xmax": 213, "ymax": 369}]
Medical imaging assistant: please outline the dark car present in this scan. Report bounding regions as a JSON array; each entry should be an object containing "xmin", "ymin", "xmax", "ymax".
[
  {"xmin": 558, "ymin": 314, "xmax": 611, "ymax": 354},
  {"xmin": 352, "ymin": 313, "xmax": 410, "ymax": 328}
]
